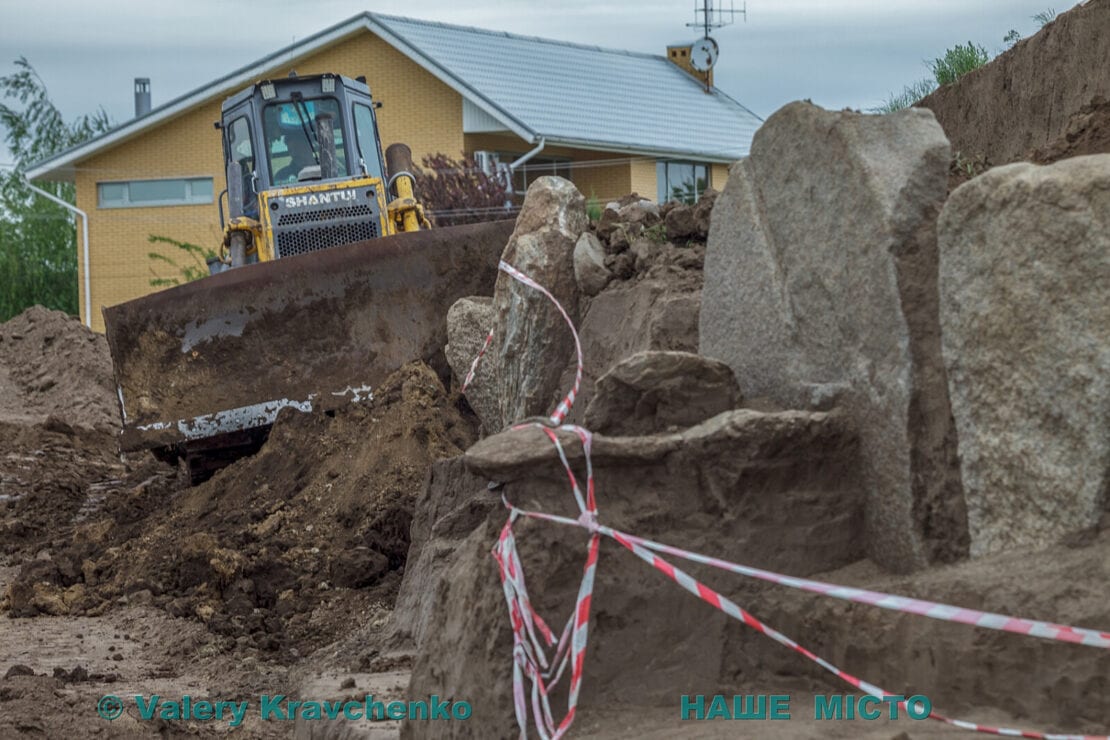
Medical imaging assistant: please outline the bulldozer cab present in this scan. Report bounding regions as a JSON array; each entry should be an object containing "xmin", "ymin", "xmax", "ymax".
[
  {"xmin": 214, "ymin": 73, "xmax": 423, "ymax": 267},
  {"xmin": 219, "ymin": 73, "xmax": 387, "ymax": 221}
]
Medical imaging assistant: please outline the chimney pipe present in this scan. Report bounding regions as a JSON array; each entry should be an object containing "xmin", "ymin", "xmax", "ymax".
[{"xmin": 134, "ymin": 78, "xmax": 151, "ymax": 117}]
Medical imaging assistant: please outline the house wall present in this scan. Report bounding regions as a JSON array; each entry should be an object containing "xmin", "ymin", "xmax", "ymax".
[
  {"xmin": 711, "ymin": 163, "xmax": 729, "ymax": 192},
  {"xmin": 462, "ymin": 136, "xmax": 733, "ymax": 207},
  {"xmin": 75, "ymin": 101, "xmax": 225, "ymax": 333},
  {"xmin": 629, "ymin": 159, "xmax": 656, "ymax": 200}
]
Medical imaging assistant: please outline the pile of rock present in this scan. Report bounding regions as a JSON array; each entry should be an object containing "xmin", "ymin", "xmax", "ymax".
[
  {"xmin": 446, "ymin": 178, "xmax": 710, "ymax": 436},
  {"xmin": 582, "ymin": 191, "xmax": 718, "ymax": 285}
]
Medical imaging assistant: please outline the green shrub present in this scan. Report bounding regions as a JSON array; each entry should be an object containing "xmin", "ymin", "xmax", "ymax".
[
  {"xmin": 929, "ymin": 42, "xmax": 991, "ymax": 87},
  {"xmin": 1032, "ymin": 8, "xmax": 1056, "ymax": 27},
  {"xmin": 586, "ymin": 192, "xmax": 602, "ymax": 222},
  {"xmin": 643, "ymin": 223, "xmax": 667, "ymax": 245},
  {"xmin": 874, "ymin": 78, "xmax": 939, "ymax": 114},
  {"xmin": 147, "ymin": 235, "xmax": 217, "ymax": 287}
]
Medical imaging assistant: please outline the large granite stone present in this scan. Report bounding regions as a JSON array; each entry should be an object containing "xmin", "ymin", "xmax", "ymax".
[
  {"xmin": 401, "ymin": 409, "xmax": 863, "ymax": 738},
  {"xmin": 699, "ymin": 101, "xmax": 962, "ymax": 572},
  {"xmin": 938, "ymin": 154, "xmax": 1110, "ymax": 556}
]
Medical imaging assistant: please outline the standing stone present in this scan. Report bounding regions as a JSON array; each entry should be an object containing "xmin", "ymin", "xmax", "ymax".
[
  {"xmin": 493, "ymin": 177, "xmax": 587, "ymax": 428},
  {"xmin": 444, "ymin": 296, "xmax": 498, "ymax": 432},
  {"xmin": 938, "ymin": 155, "xmax": 1110, "ymax": 556},
  {"xmin": 699, "ymin": 101, "xmax": 961, "ymax": 572}
]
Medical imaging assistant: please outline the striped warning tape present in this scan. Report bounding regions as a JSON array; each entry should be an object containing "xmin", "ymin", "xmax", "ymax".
[
  {"xmin": 515, "ymin": 506, "xmax": 1110, "ymax": 650},
  {"xmin": 509, "ymin": 500, "xmax": 1109, "ymax": 740},
  {"xmin": 485, "ymin": 258, "xmax": 1109, "ymax": 740},
  {"xmin": 492, "ymin": 424, "xmax": 599, "ymax": 740}
]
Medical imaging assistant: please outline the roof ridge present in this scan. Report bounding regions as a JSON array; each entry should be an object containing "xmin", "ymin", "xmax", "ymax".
[{"xmin": 370, "ymin": 12, "xmax": 664, "ymax": 60}]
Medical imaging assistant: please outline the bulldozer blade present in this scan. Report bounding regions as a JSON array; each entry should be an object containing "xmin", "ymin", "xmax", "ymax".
[{"xmin": 103, "ymin": 220, "xmax": 515, "ymax": 454}]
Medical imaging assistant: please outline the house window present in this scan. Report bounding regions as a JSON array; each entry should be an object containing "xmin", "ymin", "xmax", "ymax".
[
  {"xmin": 97, "ymin": 177, "xmax": 214, "ymax": 208},
  {"xmin": 657, "ymin": 161, "xmax": 710, "ymax": 204}
]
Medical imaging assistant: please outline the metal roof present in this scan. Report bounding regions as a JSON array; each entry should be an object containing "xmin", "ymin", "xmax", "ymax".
[
  {"xmin": 372, "ymin": 14, "xmax": 761, "ymax": 162},
  {"xmin": 27, "ymin": 12, "xmax": 761, "ymax": 182}
]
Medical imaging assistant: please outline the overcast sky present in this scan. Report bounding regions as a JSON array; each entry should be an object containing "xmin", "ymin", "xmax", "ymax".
[{"xmin": 0, "ymin": 0, "xmax": 1077, "ymax": 158}]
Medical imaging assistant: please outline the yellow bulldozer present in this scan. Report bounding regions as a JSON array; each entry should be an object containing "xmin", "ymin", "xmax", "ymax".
[{"xmin": 102, "ymin": 72, "xmax": 514, "ymax": 482}]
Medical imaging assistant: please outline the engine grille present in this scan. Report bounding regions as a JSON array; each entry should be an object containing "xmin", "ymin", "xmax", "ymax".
[
  {"xmin": 269, "ymin": 188, "xmax": 381, "ymax": 259},
  {"xmin": 275, "ymin": 220, "xmax": 379, "ymax": 258}
]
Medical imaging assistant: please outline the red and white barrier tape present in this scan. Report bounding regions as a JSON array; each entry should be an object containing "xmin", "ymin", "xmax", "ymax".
[
  {"xmin": 517, "ymin": 511, "xmax": 1110, "ymax": 650},
  {"xmin": 483, "ymin": 259, "xmax": 1109, "ymax": 740},
  {"xmin": 509, "ymin": 502, "xmax": 1109, "ymax": 740}
]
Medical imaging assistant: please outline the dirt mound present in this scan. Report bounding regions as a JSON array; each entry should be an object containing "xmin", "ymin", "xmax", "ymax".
[
  {"xmin": 3, "ymin": 362, "xmax": 477, "ymax": 661},
  {"xmin": 0, "ymin": 306, "xmax": 118, "ymax": 430},
  {"xmin": 0, "ymin": 421, "xmax": 167, "ymax": 560}
]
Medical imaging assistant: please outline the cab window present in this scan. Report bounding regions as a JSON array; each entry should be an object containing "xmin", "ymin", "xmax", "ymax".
[
  {"xmin": 352, "ymin": 103, "xmax": 385, "ymax": 181},
  {"xmin": 262, "ymin": 98, "xmax": 348, "ymax": 184},
  {"xmin": 227, "ymin": 116, "xmax": 256, "ymax": 212}
]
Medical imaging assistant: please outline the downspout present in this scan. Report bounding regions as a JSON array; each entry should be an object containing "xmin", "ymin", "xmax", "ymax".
[
  {"xmin": 502, "ymin": 137, "xmax": 545, "ymax": 206},
  {"xmin": 509, "ymin": 136, "xmax": 546, "ymax": 173},
  {"xmin": 24, "ymin": 177, "xmax": 92, "ymax": 329}
]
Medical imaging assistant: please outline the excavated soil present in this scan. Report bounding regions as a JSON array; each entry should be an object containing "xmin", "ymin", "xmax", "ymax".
[
  {"xmin": 0, "ymin": 306, "xmax": 118, "ymax": 430},
  {"xmin": 0, "ymin": 421, "xmax": 170, "ymax": 559},
  {"xmin": 920, "ymin": 0, "xmax": 1110, "ymax": 166},
  {"xmin": 4, "ymin": 362, "xmax": 477, "ymax": 662}
]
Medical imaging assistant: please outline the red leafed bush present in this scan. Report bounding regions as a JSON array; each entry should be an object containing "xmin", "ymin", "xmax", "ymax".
[{"xmin": 412, "ymin": 152, "xmax": 515, "ymax": 226}]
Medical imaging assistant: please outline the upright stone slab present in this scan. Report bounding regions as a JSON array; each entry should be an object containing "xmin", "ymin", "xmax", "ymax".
[
  {"xmin": 699, "ymin": 101, "xmax": 961, "ymax": 572},
  {"xmin": 493, "ymin": 177, "xmax": 587, "ymax": 428},
  {"xmin": 938, "ymin": 155, "xmax": 1110, "ymax": 556}
]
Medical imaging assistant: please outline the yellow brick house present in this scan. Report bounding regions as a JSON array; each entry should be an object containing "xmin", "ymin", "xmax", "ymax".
[{"xmin": 27, "ymin": 12, "xmax": 761, "ymax": 331}]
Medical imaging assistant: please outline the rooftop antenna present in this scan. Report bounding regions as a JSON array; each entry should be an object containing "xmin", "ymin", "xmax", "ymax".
[{"xmin": 685, "ymin": 0, "xmax": 745, "ymax": 91}]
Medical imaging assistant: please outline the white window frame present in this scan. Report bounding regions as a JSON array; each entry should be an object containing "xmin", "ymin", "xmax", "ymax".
[{"xmin": 97, "ymin": 177, "xmax": 214, "ymax": 209}]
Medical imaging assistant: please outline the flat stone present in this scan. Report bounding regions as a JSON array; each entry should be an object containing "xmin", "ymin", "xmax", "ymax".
[{"xmin": 584, "ymin": 350, "xmax": 740, "ymax": 435}]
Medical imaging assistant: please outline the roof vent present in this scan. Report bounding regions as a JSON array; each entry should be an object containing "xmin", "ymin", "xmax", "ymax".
[{"xmin": 134, "ymin": 78, "xmax": 151, "ymax": 117}]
